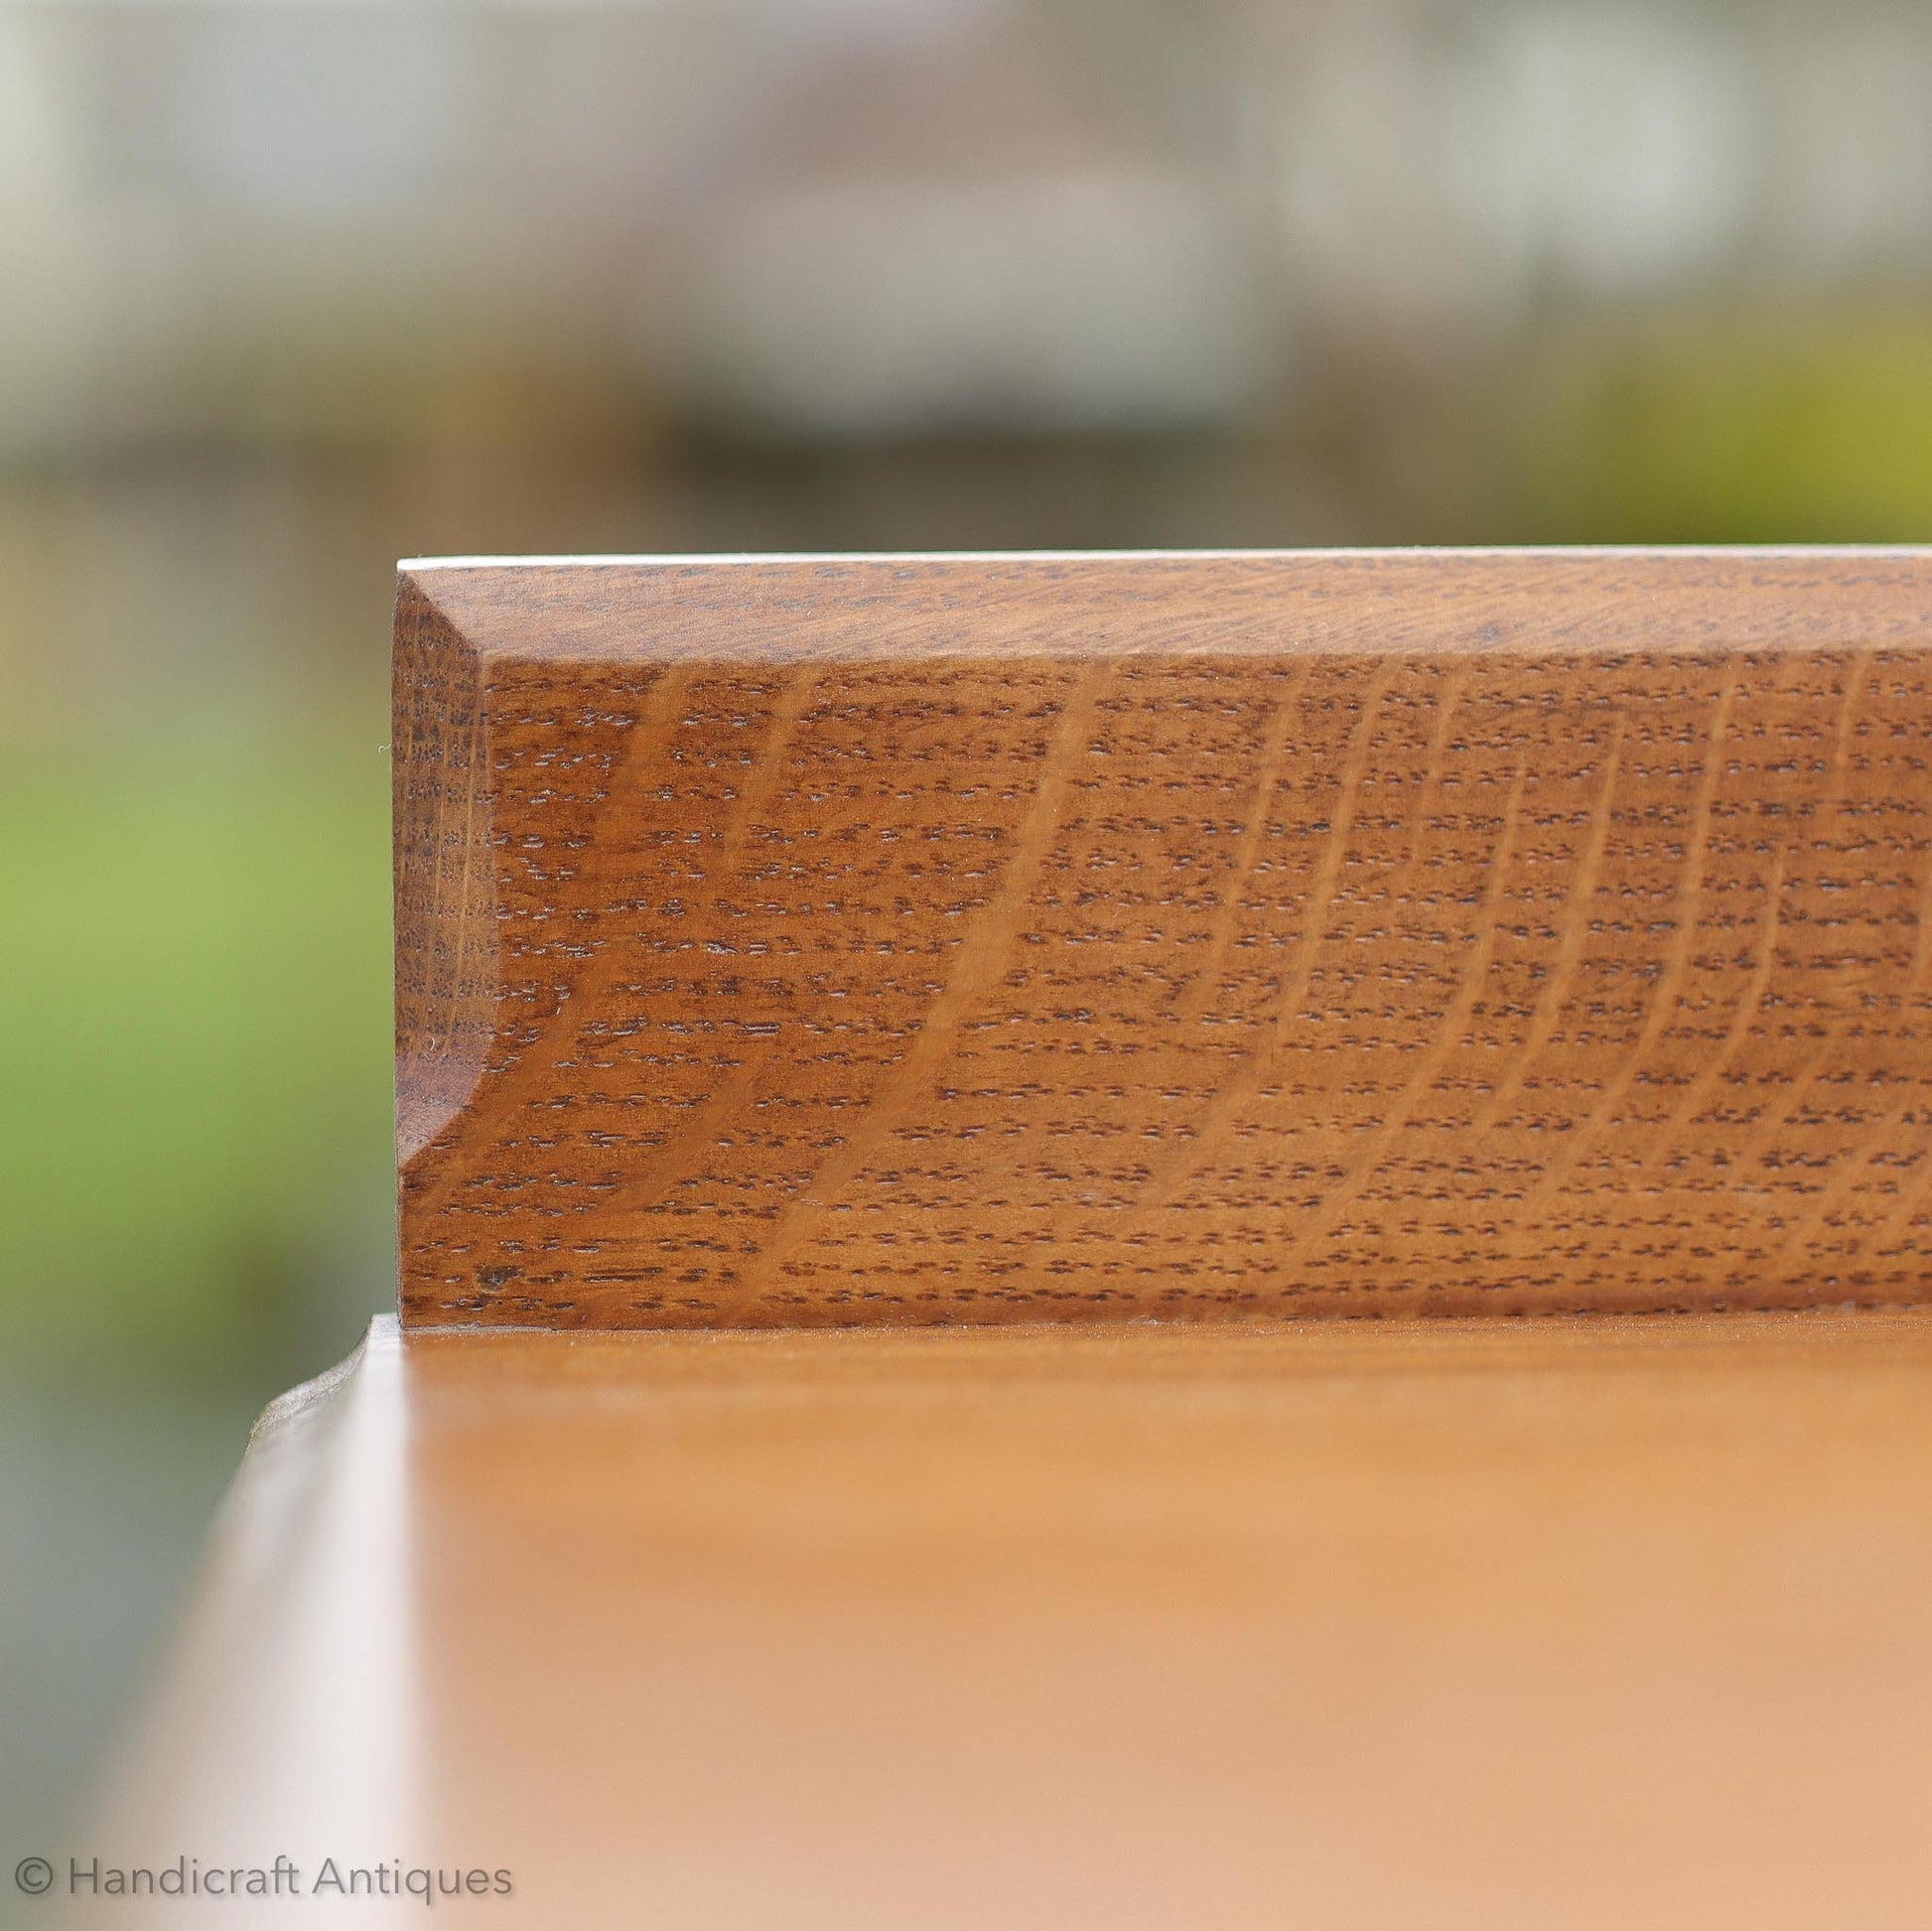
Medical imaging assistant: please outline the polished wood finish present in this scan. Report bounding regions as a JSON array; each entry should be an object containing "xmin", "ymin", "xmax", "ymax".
[
  {"xmin": 91, "ymin": 1310, "xmax": 1932, "ymax": 1928},
  {"xmin": 396, "ymin": 549, "xmax": 1932, "ymax": 1327},
  {"xmin": 85, "ymin": 554, "xmax": 1932, "ymax": 1920}
]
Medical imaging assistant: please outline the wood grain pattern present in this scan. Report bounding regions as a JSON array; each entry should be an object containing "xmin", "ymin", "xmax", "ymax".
[{"xmin": 394, "ymin": 549, "xmax": 1932, "ymax": 1328}]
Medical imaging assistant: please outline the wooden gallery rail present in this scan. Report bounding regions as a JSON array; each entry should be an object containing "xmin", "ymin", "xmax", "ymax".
[{"xmin": 86, "ymin": 553, "xmax": 1932, "ymax": 1929}]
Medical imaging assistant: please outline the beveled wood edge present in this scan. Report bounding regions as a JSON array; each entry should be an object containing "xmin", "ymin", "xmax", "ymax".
[{"xmin": 397, "ymin": 548, "xmax": 1932, "ymax": 669}]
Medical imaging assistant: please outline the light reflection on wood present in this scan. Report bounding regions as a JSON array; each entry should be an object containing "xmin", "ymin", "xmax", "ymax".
[{"xmin": 86, "ymin": 1310, "xmax": 1932, "ymax": 1928}]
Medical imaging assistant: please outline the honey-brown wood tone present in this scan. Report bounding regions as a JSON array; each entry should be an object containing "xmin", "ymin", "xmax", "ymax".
[
  {"xmin": 395, "ymin": 549, "xmax": 1932, "ymax": 1328},
  {"xmin": 88, "ymin": 1310, "xmax": 1932, "ymax": 1929}
]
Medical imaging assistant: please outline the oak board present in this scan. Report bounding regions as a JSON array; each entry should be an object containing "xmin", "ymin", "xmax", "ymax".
[
  {"xmin": 87, "ymin": 1310, "xmax": 1932, "ymax": 1929},
  {"xmin": 394, "ymin": 550, "xmax": 1932, "ymax": 1327}
]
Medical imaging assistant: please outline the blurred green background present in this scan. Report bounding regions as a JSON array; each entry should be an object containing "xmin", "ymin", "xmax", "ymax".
[{"xmin": 4, "ymin": 0, "xmax": 1932, "ymax": 1893}]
